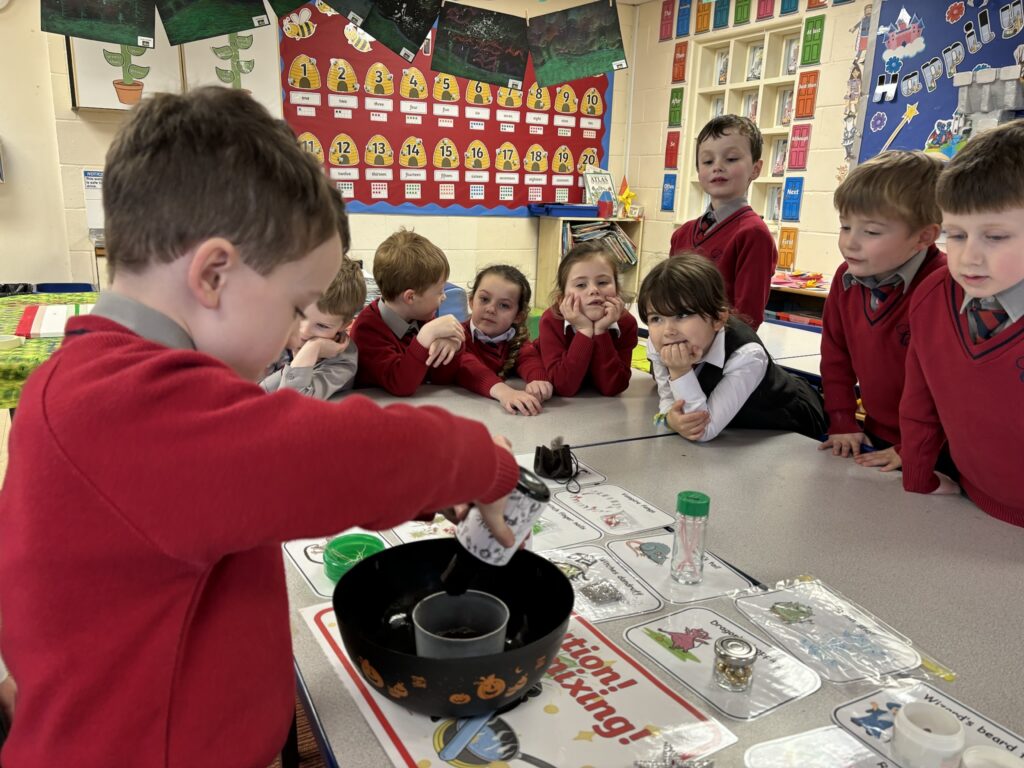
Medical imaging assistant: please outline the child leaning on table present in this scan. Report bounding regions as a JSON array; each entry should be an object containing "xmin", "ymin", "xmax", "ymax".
[
  {"xmin": 260, "ymin": 253, "xmax": 365, "ymax": 399},
  {"xmin": 641, "ymin": 253, "xmax": 826, "ymax": 442},
  {"xmin": 350, "ymin": 228, "xmax": 467, "ymax": 396},
  {"xmin": 900, "ymin": 119, "xmax": 1024, "ymax": 526},
  {"xmin": 535, "ymin": 240, "xmax": 639, "ymax": 397},
  {"xmin": 456, "ymin": 264, "xmax": 554, "ymax": 415},
  {"xmin": 0, "ymin": 87, "xmax": 518, "ymax": 768},
  {"xmin": 819, "ymin": 150, "xmax": 947, "ymax": 473}
]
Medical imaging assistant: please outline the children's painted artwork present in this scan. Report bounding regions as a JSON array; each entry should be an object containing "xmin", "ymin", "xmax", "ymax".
[
  {"xmin": 68, "ymin": 16, "xmax": 183, "ymax": 110},
  {"xmin": 182, "ymin": 24, "xmax": 282, "ymax": 118},
  {"xmin": 771, "ymin": 138, "xmax": 788, "ymax": 176},
  {"xmin": 154, "ymin": 0, "xmax": 270, "ymax": 46},
  {"xmin": 541, "ymin": 546, "xmax": 662, "ymax": 622},
  {"xmin": 432, "ymin": 4, "xmax": 528, "ymax": 89},
  {"xmin": 526, "ymin": 0, "xmax": 628, "ymax": 88},
  {"xmin": 833, "ymin": 681, "xmax": 1024, "ymax": 762},
  {"xmin": 362, "ymin": 0, "xmax": 442, "ymax": 62},
  {"xmin": 44, "ymin": 0, "xmax": 157, "ymax": 46},
  {"xmin": 743, "ymin": 92, "xmax": 758, "ymax": 121},
  {"xmin": 735, "ymin": 580, "xmax": 923, "ymax": 683},
  {"xmin": 711, "ymin": 94, "xmax": 725, "ymax": 117},
  {"xmin": 607, "ymin": 532, "xmax": 753, "ymax": 604},
  {"xmin": 310, "ymin": 0, "xmax": 372, "ymax": 26},
  {"xmin": 745, "ymin": 726, "xmax": 880, "ymax": 768},
  {"xmin": 553, "ymin": 486, "xmax": 676, "ymax": 536},
  {"xmin": 626, "ymin": 607, "xmax": 820, "ymax": 720},
  {"xmin": 859, "ymin": 0, "xmax": 1024, "ymax": 161},
  {"xmin": 390, "ymin": 512, "xmax": 456, "ymax": 544},
  {"xmin": 302, "ymin": 605, "xmax": 737, "ymax": 766},
  {"xmin": 283, "ymin": 529, "xmax": 386, "ymax": 598}
]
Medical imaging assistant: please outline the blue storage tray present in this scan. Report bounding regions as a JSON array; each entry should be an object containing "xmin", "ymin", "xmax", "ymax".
[{"xmin": 527, "ymin": 204, "xmax": 599, "ymax": 218}]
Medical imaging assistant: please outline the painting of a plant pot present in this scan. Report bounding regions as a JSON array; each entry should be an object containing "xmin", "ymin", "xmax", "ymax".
[{"xmin": 103, "ymin": 44, "xmax": 150, "ymax": 105}]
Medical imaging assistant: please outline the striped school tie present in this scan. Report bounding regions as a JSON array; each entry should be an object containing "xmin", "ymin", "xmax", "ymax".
[
  {"xmin": 967, "ymin": 299, "xmax": 1009, "ymax": 342},
  {"xmin": 696, "ymin": 211, "xmax": 715, "ymax": 237}
]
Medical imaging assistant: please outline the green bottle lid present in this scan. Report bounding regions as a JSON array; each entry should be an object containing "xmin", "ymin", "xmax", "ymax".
[{"xmin": 676, "ymin": 491, "xmax": 710, "ymax": 517}]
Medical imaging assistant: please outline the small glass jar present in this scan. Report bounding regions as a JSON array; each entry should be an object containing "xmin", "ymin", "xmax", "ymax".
[{"xmin": 713, "ymin": 636, "xmax": 756, "ymax": 693}]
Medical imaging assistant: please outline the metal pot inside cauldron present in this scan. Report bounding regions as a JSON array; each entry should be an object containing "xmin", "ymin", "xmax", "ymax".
[{"xmin": 333, "ymin": 537, "xmax": 574, "ymax": 717}]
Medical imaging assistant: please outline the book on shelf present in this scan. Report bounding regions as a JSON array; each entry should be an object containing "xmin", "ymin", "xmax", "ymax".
[{"xmin": 560, "ymin": 220, "xmax": 638, "ymax": 267}]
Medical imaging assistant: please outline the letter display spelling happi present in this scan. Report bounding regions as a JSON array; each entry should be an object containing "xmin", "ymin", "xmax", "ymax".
[{"xmin": 279, "ymin": 3, "xmax": 612, "ymax": 216}]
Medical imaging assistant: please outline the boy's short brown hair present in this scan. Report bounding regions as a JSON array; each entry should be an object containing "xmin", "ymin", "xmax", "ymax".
[
  {"xmin": 937, "ymin": 119, "xmax": 1024, "ymax": 214},
  {"xmin": 372, "ymin": 229, "xmax": 450, "ymax": 301},
  {"xmin": 318, "ymin": 258, "xmax": 366, "ymax": 320},
  {"xmin": 834, "ymin": 150, "xmax": 944, "ymax": 231},
  {"xmin": 695, "ymin": 114, "xmax": 763, "ymax": 165},
  {"xmin": 103, "ymin": 87, "xmax": 336, "ymax": 277}
]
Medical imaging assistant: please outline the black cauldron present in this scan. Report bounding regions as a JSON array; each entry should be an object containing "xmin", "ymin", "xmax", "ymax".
[{"xmin": 333, "ymin": 538, "xmax": 574, "ymax": 717}]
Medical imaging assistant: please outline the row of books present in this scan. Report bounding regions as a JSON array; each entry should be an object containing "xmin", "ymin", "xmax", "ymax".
[{"xmin": 561, "ymin": 221, "xmax": 638, "ymax": 267}]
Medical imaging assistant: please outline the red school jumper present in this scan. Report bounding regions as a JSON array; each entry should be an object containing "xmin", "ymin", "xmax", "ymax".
[
  {"xmin": 900, "ymin": 271, "xmax": 1024, "ymax": 526},
  {"xmin": 0, "ymin": 315, "xmax": 519, "ymax": 767},
  {"xmin": 456, "ymin": 319, "xmax": 548, "ymax": 397},
  {"xmin": 821, "ymin": 245, "xmax": 946, "ymax": 447},
  {"xmin": 350, "ymin": 298, "xmax": 460, "ymax": 396},
  {"xmin": 670, "ymin": 205, "xmax": 778, "ymax": 330},
  {"xmin": 536, "ymin": 308, "xmax": 638, "ymax": 396}
]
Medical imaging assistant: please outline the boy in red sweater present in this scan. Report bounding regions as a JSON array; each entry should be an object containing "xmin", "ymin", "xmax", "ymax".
[
  {"xmin": 669, "ymin": 115, "xmax": 778, "ymax": 329},
  {"xmin": 350, "ymin": 228, "xmax": 468, "ymax": 395},
  {"xmin": 901, "ymin": 119, "xmax": 1024, "ymax": 526},
  {"xmin": 819, "ymin": 151, "xmax": 946, "ymax": 472},
  {"xmin": 0, "ymin": 88, "xmax": 518, "ymax": 768}
]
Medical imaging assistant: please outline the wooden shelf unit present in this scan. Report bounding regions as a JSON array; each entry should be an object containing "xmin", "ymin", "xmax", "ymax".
[{"xmin": 535, "ymin": 216, "xmax": 646, "ymax": 308}]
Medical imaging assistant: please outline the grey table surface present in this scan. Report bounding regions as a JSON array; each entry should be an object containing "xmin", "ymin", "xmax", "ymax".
[
  {"xmin": 756, "ymin": 322, "xmax": 823, "ymax": 360},
  {"xmin": 288, "ymin": 421, "xmax": 1023, "ymax": 766}
]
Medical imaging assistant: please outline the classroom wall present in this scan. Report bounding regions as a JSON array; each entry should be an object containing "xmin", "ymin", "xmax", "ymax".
[
  {"xmin": 626, "ymin": 1, "xmax": 871, "ymax": 278},
  {"xmin": 4, "ymin": 0, "xmax": 635, "ymax": 298},
  {"xmin": 0, "ymin": 1, "xmax": 73, "ymax": 282}
]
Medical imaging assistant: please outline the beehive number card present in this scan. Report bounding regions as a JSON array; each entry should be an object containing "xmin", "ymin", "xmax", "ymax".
[{"xmin": 278, "ymin": 2, "xmax": 612, "ymax": 215}]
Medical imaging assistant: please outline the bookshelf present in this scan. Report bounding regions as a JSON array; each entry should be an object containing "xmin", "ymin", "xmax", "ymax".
[
  {"xmin": 535, "ymin": 216, "xmax": 645, "ymax": 308},
  {"xmin": 679, "ymin": 21, "xmax": 805, "ymax": 234}
]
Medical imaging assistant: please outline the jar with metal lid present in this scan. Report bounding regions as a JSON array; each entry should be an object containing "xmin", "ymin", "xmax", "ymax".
[{"xmin": 712, "ymin": 636, "xmax": 756, "ymax": 693}]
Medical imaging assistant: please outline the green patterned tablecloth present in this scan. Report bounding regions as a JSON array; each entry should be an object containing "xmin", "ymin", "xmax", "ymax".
[{"xmin": 0, "ymin": 292, "xmax": 98, "ymax": 409}]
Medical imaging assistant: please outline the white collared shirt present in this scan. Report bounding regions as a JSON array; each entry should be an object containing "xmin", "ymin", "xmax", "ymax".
[{"xmin": 648, "ymin": 327, "xmax": 768, "ymax": 442}]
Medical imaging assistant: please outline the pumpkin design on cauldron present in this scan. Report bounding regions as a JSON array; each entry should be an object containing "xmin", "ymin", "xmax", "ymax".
[
  {"xmin": 387, "ymin": 682, "xmax": 408, "ymax": 699},
  {"xmin": 448, "ymin": 692, "xmax": 471, "ymax": 705},
  {"xmin": 475, "ymin": 674, "xmax": 506, "ymax": 699},
  {"xmin": 359, "ymin": 658, "xmax": 383, "ymax": 688},
  {"xmin": 504, "ymin": 674, "xmax": 529, "ymax": 697},
  {"xmin": 534, "ymin": 655, "xmax": 547, "ymax": 671},
  {"xmin": 411, "ymin": 675, "xmax": 427, "ymax": 689}
]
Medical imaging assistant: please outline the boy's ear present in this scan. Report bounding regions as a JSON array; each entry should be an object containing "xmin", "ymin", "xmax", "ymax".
[
  {"xmin": 914, "ymin": 223, "xmax": 942, "ymax": 249},
  {"xmin": 713, "ymin": 310, "xmax": 730, "ymax": 330},
  {"xmin": 186, "ymin": 237, "xmax": 240, "ymax": 309},
  {"xmin": 750, "ymin": 158, "xmax": 764, "ymax": 180},
  {"xmin": 400, "ymin": 288, "xmax": 417, "ymax": 305}
]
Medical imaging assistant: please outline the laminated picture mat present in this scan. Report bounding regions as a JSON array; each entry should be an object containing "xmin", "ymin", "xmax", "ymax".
[
  {"xmin": 607, "ymin": 532, "xmax": 754, "ymax": 604},
  {"xmin": 626, "ymin": 606, "xmax": 821, "ymax": 721},
  {"xmin": 541, "ymin": 545, "xmax": 662, "ymax": 623},
  {"xmin": 514, "ymin": 452, "xmax": 607, "ymax": 491},
  {"xmin": 279, "ymin": 2, "xmax": 612, "ymax": 215},
  {"xmin": 301, "ymin": 605, "xmax": 737, "ymax": 766},
  {"xmin": 551, "ymin": 485, "xmax": 676, "ymax": 536},
  {"xmin": 735, "ymin": 580, "xmax": 924, "ymax": 684},
  {"xmin": 532, "ymin": 503, "xmax": 603, "ymax": 550},
  {"xmin": 283, "ymin": 529, "xmax": 387, "ymax": 598},
  {"xmin": 832, "ymin": 681, "xmax": 1024, "ymax": 766},
  {"xmin": 390, "ymin": 512, "xmax": 457, "ymax": 544}
]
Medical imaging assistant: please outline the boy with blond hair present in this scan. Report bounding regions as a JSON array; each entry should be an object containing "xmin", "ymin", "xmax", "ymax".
[
  {"xmin": 261, "ymin": 256, "xmax": 365, "ymax": 399},
  {"xmin": 670, "ymin": 115, "xmax": 778, "ymax": 329},
  {"xmin": 0, "ymin": 88, "xmax": 518, "ymax": 767},
  {"xmin": 901, "ymin": 120, "xmax": 1024, "ymax": 526},
  {"xmin": 819, "ymin": 151, "xmax": 947, "ymax": 472},
  {"xmin": 350, "ymin": 228, "xmax": 467, "ymax": 395}
]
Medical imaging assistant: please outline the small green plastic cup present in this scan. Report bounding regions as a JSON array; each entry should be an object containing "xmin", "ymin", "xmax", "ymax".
[{"xmin": 323, "ymin": 534, "xmax": 385, "ymax": 582}]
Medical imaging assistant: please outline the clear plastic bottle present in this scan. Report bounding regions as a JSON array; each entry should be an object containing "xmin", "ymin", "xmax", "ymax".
[{"xmin": 671, "ymin": 491, "xmax": 709, "ymax": 584}]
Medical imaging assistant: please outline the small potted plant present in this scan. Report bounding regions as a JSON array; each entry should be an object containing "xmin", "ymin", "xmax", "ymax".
[
  {"xmin": 212, "ymin": 32, "xmax": 255, "ymax": 91},
  {"xmin": 102, "ymin": 44, "xmax": 150, "ymax": 105}
]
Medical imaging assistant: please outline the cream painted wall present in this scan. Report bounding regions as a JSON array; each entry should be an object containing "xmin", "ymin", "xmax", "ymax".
[
  {"xmin": 627, "ymin": 1, "xmax": 870, "ymax": 277},
  {"xmin": 0, "ymin": 1, "xmax": 72, "ymax": 282},
  {"xmin": 7, "ymin": 0, "xmax": 635, "ymax": 295}
]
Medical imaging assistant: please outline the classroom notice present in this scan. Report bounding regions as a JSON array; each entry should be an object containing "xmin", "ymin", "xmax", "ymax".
[
  {"xmin": 432, "ymin": 4, "xmax": 528, "ymax": 89},
  {"xmin": 526, "ymin": 0, "xmax": 628, "ymax": 88}
]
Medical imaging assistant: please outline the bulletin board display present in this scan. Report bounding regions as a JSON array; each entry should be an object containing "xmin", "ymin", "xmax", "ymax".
[
  {"xmin": 278, "ymin": 4, "xmax": 613, "ymax": 217},
  {"xmin": 858, "ymin": 1, "xmax": 1024, "ymax": 161}
]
